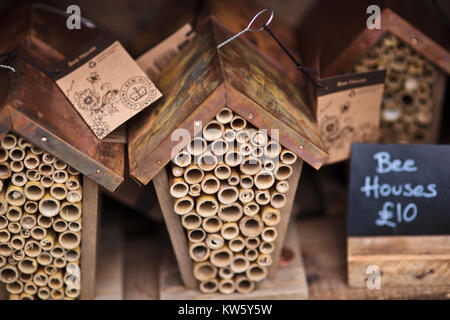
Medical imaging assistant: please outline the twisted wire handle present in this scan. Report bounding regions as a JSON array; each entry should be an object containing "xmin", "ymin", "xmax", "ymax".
[{"xmin": 217, "ymin": 28, "xmax": 248, "ymax": 49}]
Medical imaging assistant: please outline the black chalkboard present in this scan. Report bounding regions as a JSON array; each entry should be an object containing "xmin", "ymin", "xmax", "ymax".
[{"xmin": 348, "ymin": 143, "xmax": 450, "ymax": 237}]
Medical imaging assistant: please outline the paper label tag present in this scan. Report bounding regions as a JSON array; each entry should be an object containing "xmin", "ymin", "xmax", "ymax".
[
  {"xmin": 137, "ymin": 24, "xmax": 194, "ymax": 77},
  {"xmin": 54, "ymin": 37, "xmax": 162, "ymax": 140},
  {"xmin": 317, "ymin": 70, "xmax": 386, "ymax": 164}
]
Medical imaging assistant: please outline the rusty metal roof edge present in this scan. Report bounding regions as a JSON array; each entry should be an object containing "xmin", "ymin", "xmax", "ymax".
[{"xmin": 6, "ymin": 105, "xmax": 124, "ymax": 192}]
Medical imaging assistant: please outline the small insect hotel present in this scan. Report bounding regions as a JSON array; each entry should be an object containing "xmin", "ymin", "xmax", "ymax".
[
  {"xmin": 0, "ymin": 7, "xmax": 125, "ymax": 300},
  {"xmin": 128, "ymin": 18, "xmax": 328, "ymax": 296}
]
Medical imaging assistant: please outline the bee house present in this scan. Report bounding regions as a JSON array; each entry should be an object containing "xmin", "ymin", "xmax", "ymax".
[
  {"xmin": 298, "ymin": 6, "xmax": 450, "ymax": 144},
  {"xmin": 0, "ymin": 6, "xmax": 125, "ymax": 300},
  {"xmin": 128, "ymin": 18, "xmax": 328, "ymax": 296}
]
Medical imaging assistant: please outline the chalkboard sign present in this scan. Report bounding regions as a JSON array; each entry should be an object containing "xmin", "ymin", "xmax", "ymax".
[{"xmin": 348, "ymin": 143, "xmax": 450, "ymax": 236}]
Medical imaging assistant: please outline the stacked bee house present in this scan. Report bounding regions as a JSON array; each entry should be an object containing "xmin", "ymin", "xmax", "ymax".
[
  {"xmin": 0, "ymin": 7, "xmax": 125, "ymax": 299},
  {"xmin": 128, "ymin": 18, "xmax": 328, "ymax": 298}
]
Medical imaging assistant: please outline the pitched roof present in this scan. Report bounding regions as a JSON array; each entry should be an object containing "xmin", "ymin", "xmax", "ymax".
[{"xmin": 128, "ymin": 17, "xmax": 328, "ymax": 185}]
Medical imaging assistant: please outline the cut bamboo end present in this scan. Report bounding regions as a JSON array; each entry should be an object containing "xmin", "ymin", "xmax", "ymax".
[
  {"xmin": 66, "ymin": 189, "xmax": 82, "ymax": 203},
  {"xmin": 196, "ymin": 195, "xmax": 218, "ymax": 217},
  {"xmin": 230, "ymin": 254, "xmax": 249, "ymax": 273},
  {"xmin": 24, "ymin": 181, "xmax": 45, "ymax": 201},
  {"xmin": 181, "ymin": 212, "xmax": 202, "ymax": 230},
  {"xmin": 229, "ymin": 236, "xmax": 245, "ymax": 253},
  {"xmin": 218, "ymin": 185, "xmax": 239, "ymax": 204},
  {"xmin": 193, "ymin": 262, "xmax": 217, "ymax": 281},
  {"xmin": 203, "ymin": 120, "xmax": 224, "ymax": 141},
  {"xmin": 245, "ymin": 237, "xmax": 260, "ymax": 250},
  {"xmin": 60, "ymin": 201, "xmax": 82, "ymax": 222},
  {"xmin": 274, "ymin": 163, "xmax": 293, "ymax": 180},
  {"xmin": 223, "ymin": 128, "xmax": 236, "ymax": 142},
  {"xmin": 263, "ymin": 158, "xmax": 275, "ymax": 171},
  {"xmin": 261, "ymin": 206, "xmax": 281, "ymax": 226},
  {"xmin": 224, "ymin": 150, "xmax": 243, "ymax": 167},
  {"xmin": 270, "ymin": 191, "xmax": 287, "ymax": 209},
  {"xmin": 264, "ymin": 141, "xmax": 281, "ymax": 158},
  {"xmin": 239, "ymin": 175, "xmax": 254, "ymax": 189},
  {"xmin": 38, "ymin": 163, "xmax": 54, "ymax": 177},
  {"xmin": 19, "ymin": 229, "xmax": 31, "ymax": 239},
  {"xmin": 236, "ymin": 130, "xmax": 250, "ymax": 144},
  {"xmin": 33, "ymin": 269, "xmax": 49, "ymax": 287},
  {"xmin": 37, "ymin": 215, "xmax": 53, "ymax": 229},
  {"xmin": 251, "ymin": 131, "xmax": 268, "ymax": 147},
  {"xmin": 210, "ymin": 247, "xmax": 233, "ymax": 268},
  {"xmin": 187, "ymin": 228, "xmax": 206, "ymax": 243},
  {"xmin": 1, "ymin": 134, "xmax": 17, "ymax": 150},
  {"xmin": 0, "ymin": 229, "xmax": 11, "ymax": 243},
  {"xmin": 30, "ymin": 226, "xmax": 47, "ymax": 241},
  {"xmin": 7, "ymin": 280, "xmax": 23, "ymax": 294},
  {"xmin": 42, "ymin": 153, "xmax": 55, "ymax": 164},
  {"xmin": 199, "ymin": 279, "xmax": 218, "ymax": 293},
  {"xmin": 51, "ymin": 288, "xmax": 64, "ymax": 300},
  {"xmin": 252, "ymin": 146, "xmax": 263, "ymax": 158},
  {"xmin": 280, "ymin": 150, "xmax": 297, "ymax": 165},
  {"xmin": 173, "ymin": 151, "xmax": 192, "ymax": 168},
  {"xmin": 200, "ymin": 174, "xmax": 220, "ymax": 194},
  {"xmin": 6, "ymin": 185, "xmax": 26, "ymax": 206},
  {"xmin": 0, "ymin": 148, "xmax": 8, "ymax": 163},
  {"xmin": 198, "ymin": 153, "xmax": 218, "ymax": 172},
  {"xmin": 24, "ymin": 240, "xmax": 41, "ymax": 257},
  {"xmin": 24, "ymin": 152, "xmax": 40, "ymax": 170},
  {"xmin": 205, "ymin": 233, "xmax": 224, "ymax": 250},
  {"xmin": 0, "ymin": 215, "xmax": 8, "ymax": 229},
  {"xmin": 202, "ymin": 216, "xmax": 222, "ymax": 233},
  {"xmin": 240, "ymin": 156, "xmax": 261, "ymax": 176},
  {"xmin": 65, "ymin": 287, "xmax": 80, "ymax": 299},
  {"xmin": 53, "ymin": 159, "xmax": 67, "ymax": 170},
  {"xmin": 254, "ymin": 171, "xmax": 275, "ymax": 189},
  {"xmin": 40, "ymin": 176, "xmax": 54, "ymax": 188},
  {"xmin": 184, "ymin": 164, "xmax": 204, "ymax": 185},
  {"xmin": 37, "ymin": 252, "xmax": 53, "ymax": 266},
  {"xmin": 257, "ymin": 254, "xmax": 272, "ymax": 267},
  {"xmin": 239, "ymin": 215, "xmax": 263, "ymax": 237},
  {"xmin": 173, "ymin": 196, "xmax": 194, "ymax": 215},
  {"xmin": 275, "ymin": 181, "xmax": 289, "ymax": 193},
  {"xmin": 8, "ymin": 222, "xmax": 21, "ymax": 234},
  {"xmin": 230, "ymin": 116, "xmax": 246, "ymax": 131},
  {"xmin": 216, "ymin": 107, "xmax": 233, "ymax": 124},
  {"xmin": 50, "ymin": 245, "xmax": 65, "ymax": 259},
  {"xmin": 65, "ymin": 247, "xmax": 80, "ymax": 262},
  {"xmin": 9, "ymin": 147, "xmax": 25, "ymax": 161},
  {"xmin": 6, "ymin": 206, "xmax": 22, "ymax": 222},
  {"xmin": 24, "ymin": 282, "xmax": 37, "ymax": 295},
  {"xmin": 214, "ymin": 164, "xmax": 231, "ymax": 180},
  {"xmin": 221, "ymin": 222, "xmax": 239, "ymax": 240},
  {"xmin": 189, "ymin": 242, "xmax": 210, "ymax": 262},
  {"xmin": 218, "ymin": 202, "xmax": 243, "ymax": 222},
  {"xmin": 219, "ymin": 278, "xmax": 235, "ymax": 294},
  {"xmin": 227, "ymin": 169, "xmax": 239, "ymax": 186},
  {"xmin": 261, "ymin": 227, "xmax": 278, "ymax": 243},
  {"xmin": 235, "ymin": 275, "xmax": 254, "ymax": 294},
  {"xmin": 67, "ymin": 167, "xmax": 80, "ymax": 176},
  {"xmin": 246, "ymin": 263, "xmax": 267, "ymax": 282},
  {"xmin": 11, "ymin": 172, "xmax": 27, "ymax": 187},
  {"xmin": 243, "ymin": 201, "xmax": 259, "ymax": 216},
  {"xmin": 239, "ymin": 188, "xmax": 254, "ymax": 204},
  {"xmin": 40, "ymin": 230, "xmax": 56, "ymax": 251},
  {"xmin": 12, "ymin": 249, "xmax": 24, "ymax": 261},
  {"xmin": 58, "ymin": 231, "xmax": 81, "ymax": 250},
  {"xmin": 38, "ymin": 194, "xmax": 60, "ymax": 217},
  {"xmin": 171, "ymin": 165, "xmax": 184, "ymax": 177},
  {"xmin": 26, "ymin": 169, "xmax": 40, "ymax": 181},
  {"xmin": 68, "ymin": 220, "xmax": 81, "ymax": 232},
  {"xmin": 48, "ymin": 271, "xmax": 63, "ymax": 290},
  {"xmin": 11, "ymin": 161, "xmax": 24, "ymax": 173},
  {"xmin": 37, "ymin": 287, "xmax": 50, "ymax": 300},
  {"xmin": 189, "ymin": 184, "xmax": 201, "ymax": 197},
  {"xmin": 244, "ymin": 248, "xmax": 258, "ymax": 262},
  {"xmin": 50, "ymin": 183, "xmax": 68, "ymax": 200},
  {"xmin": 0, "ymin": 243, "xmax": 12, "ymax": 256},
  {"xmin": 0, "ymin": 256, "xmax": 6, "ymax": 268},
  {"xmin": 10, "ymin": 235, "xmax": 25, "ymax": 250},
  {"xmin": 186, "ymin": 137, "xmax": 207, "ymax": 156},
  {"xmin": 211, "ymin": 139, "xmax": 228, "ymax": 156},
  {"xmin": 259, "ymin": 241, "xmax": 274, "ymax": 254},
  {"xmin": 52, "ymin": 170, "xmax": 68, "ymax": 184},
  {"xmin": 18, "ymin": 258, "xmax": 38, "ymax": 274},
  {"xmin": 218, "ymin": 267, "xmax": 233, "ymax": 280},
  {"xmin": 20, "ymin": 214, "xmax": 36, "ymax": 230},
  {"xmin": 255, "ymin": 190, "xmax": 270, "ymax": 205}
]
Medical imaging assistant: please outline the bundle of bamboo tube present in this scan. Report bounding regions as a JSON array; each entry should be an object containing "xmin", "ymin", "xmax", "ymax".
[
  {"xmin": 171, "ymin": 108, "xmax": 296, "ymax": 294},
  {"xmin": 0, "ymin": 133, "xmax": 82, "ymax": 300},
  {"xmin": 353, "ymin": 34, "xmax": 437, "ymax": 143}
]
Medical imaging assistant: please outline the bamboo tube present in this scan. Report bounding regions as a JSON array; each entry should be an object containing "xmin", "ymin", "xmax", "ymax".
[
  {"xmin": 20, "ymin": 228, "xmax": 31, "ymax": 239},
  {"xmin": 6, "ymin": 184, "xmax": 26, "ymax": 206},
  {"xmin": 0, "ymin": 229, "xmax": 10, "ymax": 243},
  {"xmin": 251, "ymin": 130, "xmax": 268, "ymax": 147},
  {"xmin": 68, "ymin": 220, "xmax": 81, "ymax": 232},
  {"xmin": 40, "ymin": 230, "xmax": 56, "ymax": 251},
  {"xmin": 7, "ymin": 256, "xmax": 17, "ymax": 265},
  {"xmin": 24, "ymin": 282, "xmax": 37, "ymax": 295},
  {"xmin": 218, "ymin": 267, "xmax": 233, "ymax": 280},
  {"xmin": 33, "ymin": 269, "xmax": 48, "ymax": 287},
  {"xmin": 245, "ymin": 248, "xmax": 258, "ymax": 262},
  {"xmin": 26, "ymin": 169, "xmax": 40, "ymax": 181},
  {"xmin": 199, "ymin": 279, "xmax": 218, "ymax": 293},
  {"xmin": 48, "ymin": 271, "xmax": 63, "ymax": 290},
  {"xmin": 240, "ymin": 156, "xmax": 261, "ymax": 175},
  {"xmin": 188, "ymin": 183, "xmax": 201, "ymax": 197},
  {"xmin": 58, "ymin": 231, "xmax": 80, "ymax": 250},
  {"xmin": 246, "ymin": 263, "xmax": 267, "ymax": 282},
  {"xmin": 50, "ymin": 245, "xmax": 65, "ymax": 259},
  {"xmin": 0, "ymin": 256, "xmax": 5, "ymax": 268},
  {"xmin": 227, "ymin": 169, "xmax": 239, "ymax": 186},
  {"xmin": 30, "ymin": 226, "xmax": 46, "ymax": 240},
  {"xmin": 0, "ymin": 189, "xmax": 6, "ymax": 216},
  {"xmin": 37, "ymin": 286, "xmax": 50, "ymax": 300},
  {"xmin": 18, "ymin": 293, "xmax": 33, "ymax": 300},
  {"xmin": 37, "ymin": 215, "xmax": 53, "ymax": 229},
  {"xmin": 257, "ymin": 254, "xmax": 272, "ymax": 267},
  {"xmin": 18, "ymin": 257, "xmax": 37, "ymax": 274},
  {"xmin": 11, "ymin": 160, "xmax": 24, "ymax": 173},
  {"xmin": 181, "ymin": 212, "xmax": 202, "ymax": 230},
  {"xmin": 263, "ymin": 158, "xmax": 275, "ymax": 171},
  {"xmin": 240, "ymin": 175, "xmax": 254, "ymax": 189},
  {"xmin": 275, "ymin": 181, "xmax": 289, "ymax": 193},
  {"xmin": 210, "ymin": 247, "xmax": 233, "ymax": 268},
  {"xmin": 40, "ymin": 176, "xmax": 54, "ymax": 188},
  {"xmin": 65, "ymin": 262, "xmax": 80, "ymax": 279},
  {"xmin": 240, "ymin": 215, "xmax": 264, "ymax": 237},
  {"xmin": 198, "ymin": 152, "xmax": 217, "ymax": 172},
  {"xmin": 280, "ymin": 149, "xmax": 297, "ymax": 165},
  {"xmin": 252, "ymin": 146, "xmax": 263, "ymax": 158},
  {"xmin": 10, "ymin": 235, "xmax": 25, "ymax": 250},
  {"xmin": 42, "ymin": 153, "xmax": 55, "ymax": 164},
  {"xmin": 184, "ymin": 164, "xmax": 204, "ymax": 184},
  {"xmin": 196, "ymin": 195, "xmax": 218, "ymax": 217},
  {"xmin": 254, "ymin": 171, "xmax": 275, "ymax": 189},
  {"xmin": 9, "ymin": 147, "xmax": 25, "ymax": 161},
  {"xmin": 245, "ymin": 237, "xmax": 261, "ymax": 250},
  {"xmin": 60, "ymin": 201, "xmax": 82, "ymax": 222},
  {"xmin": 30, "ymin": 146, "xmax": 43, "ymax": 155},
  {"xmin": 67, "ymin": 189, "xmax": 82, "ymax": 203},
  {"xmin": 214, "ymin": 164, "xmax": 231, "ymax": 180},
  {"xmin": 38, "ymin": 163, "xmax": 54, "ymax": 177},
  {"xmin": 53, "ymin": 159, "xmax": 67, "ymax": 170},
  {"xmin": 223, "ymin": 128, "xmax": 236, "ymax": 142},
  {"xmin": 217, "ymin": 185, "xmax": 238, "ymax": 204},
  {"xmin": 0, "ymin": 180, "xmax": 3, "ymax": 193},
  {"xmin": 20, "ymin": 215, "xmax": 36, "ymax": 230},
  {"xmin": 229, "ymin": 236, "xmax": 245, "ymax": 252},
  {"xmin": 270, "ymin": 191, "xmax": 286, "ymax": 209},
  {"xmin": 236, "ymin": 275, "xmax": 254, "ymax": 294},
  {"xmin": 216, "ymin": 107, "xmax": 233, "ymax": 124},
  {"xmin": 53, "ymin": 257, "xmax": 66, "ymax": 269},
  {"xmin": 52, "ymin": 169, "xmax": 68, "ymax": 184},
  {"xmin": 224, "ymin": 150, "xmax": 243, "ymax": 167},
  {"xmin": 12, "ymin": 249, "xmax": 24, "ymax": 261},
  {"xmin": 221, "ymin": 222, "xmax": 239, "ymax": 240},
  {"xmin": 187, "ymin": 228, "xmax": 206, "ymax": 243},
  {"xmin": 0, "ymin": 265, "xmax": 18, "ymax": 284},
  {"xmin": 261, "ymin": 227, "xmax": 278, "ymax": 243},
  {"xmin": 11, "ymin": 172, "xmax": 27, "ymax": 187},
  {"xmin": 6, "ymin": 206, "xmax": 22, "ymax": 222},
  {"xmin": 65, "ymin": 287, "xmax": 81, "ymax": 299},
  {"xmin": 44, "ymin": 265, "xmax": 57, "ymax": 275},
  {"xmin": 170, "ymin": 177, "xmax": 189, "ymax": 198},
  {"xmin": 38, "ymin": 194, "xmax": 60, "ymax": 217},
  {"xmin": 244, "ymin": 201, "xmax": 259, "ymax": 216},
  {"xmin": 200, "ymin": 173, "xmax": 220, "ymax": 194},
  {"xmin": 172, "ymin": 150, "xmax": 192, "ymax": 168},
  {"xmin": 236, "ymin": 129, "xmax": 250, "ymax": 144},
  {"xmin": 0, "ymin": 148, "xmax": 8, "ymax": 162},
  {"xmin": 24, "ymin": 151, "xmax": 39, "ymax": 170},
  {"xmin": 218, "ymin": 202, "xmax": 243, "ymax": 222},
  {"xmin": 203, "ymin": 120, "xmax": 224, "ymax": 141},
  {"xmin": 193, "ymin": 261, "xmax": 217, "ymax": 281},
  {"xmin": 24, "ymin": 181, "xmax": 45, "ymax": 201},
  {"xmin": 261, "ymin": 206, "xmax": 281, "ymax": 227},
  {"xmin": 239, "ymin": 188, "xmax": 254, "ymax": 204},
  {"xmin": 0, "ymin": 215, "xmax": 7, "ymax": 229},
  {"xmin": 189, "ymin": 242, "xmax": 210, "ymax": 262},
  {"xmin": 259, "ymin": 241, "xmax": 274, "ymax": 254},
  {"xmin": 17, "ymin": 138, "xmax": 30, "ymax": 149},
  {"xmin": 230, "ymin": 116, "xmax": 246, "ymax": 131},
  {"xmin": 274, "ymin": 163, "xmax": 292, "ymax": 180},
  {"xmin": 1, "ymin": 134, "xmax": 17, "ymax": 150},
  {"xmin": 218, "ymin": 279, "xmax": 235, "ymax": 294},
  {"xmin": 264, "ymin": 141, "xmax": 281, "ymax": 158},
  {"xmin": 230, "ymin": 254, "xmax": 250, "ymax": 273},
  {"xmin": 211, "ymin": 139, "xmax": 228, "ymax": 156},
  {"xmin": 50, "ymin": 288, "xmax": 64, "ymax": 300},
  {"xmin": 67, "ymin": 167, "xmax": 80, "ymax": 176},
  {"xmin": 171, "ymin": 164, "xmax": 184, "ymax": 177},
  {"xmin": 205, "ymin": 233, "xmax": 224, "ymax": 250},
  {"xmin": 37, "ymin": 252, "xmax": 53, "ymax": 266},
  {"xmin": 65, "ymin": 247, "xmax": 80, "ymax": 262},
  {"xmin": 8, "ymin": 222, "xmax": 21, "ymax": 234},
  {"xmin": 24, "ymin": 239, "xmax": 41, "ymax": 257},
  {"xmin": 202, "ymin": 216, "xmax": 222, "ymax": 233},
  {"xmin": 186, "ymin": 137, "xmax": 207, "ymax": 156},
  {"xmin": 7, "ymin": 280, "xmax": 23, "ymax": 294},
  {"xmin": 255, "ymin": 190, "xmax": 270, "ymax": 205}
]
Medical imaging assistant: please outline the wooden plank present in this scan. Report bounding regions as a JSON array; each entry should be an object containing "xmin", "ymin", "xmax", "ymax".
[
  {"xmin": 81, "ymin": 176, "xmax": 100, "ymax": 300},
  {"xmin": 153, "ymin": 167, "xmax": 197, "ymax": 288},
  {"xmin": 159, "ymin": 223, "xmax": 308, "ymax": 300},
  {"xmin": 268, "ymin": 159, "xmax": 303, "ymax": 277},
  {"xmin": 348, "ymin": 236, "xmax": 450, "ymax": 288},
  {"xmin": 299, "ymin": 216, "xmax": 450, "ymax": 299},
  {"xmin": 0, "ymin": 284, "xmax": 7, "ymax": 300},
  {"xmin": 429, "ymin": 72, "xmax": 447, "ymax": 142}
]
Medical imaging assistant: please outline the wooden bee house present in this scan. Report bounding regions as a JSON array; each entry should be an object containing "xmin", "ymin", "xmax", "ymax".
[
  {"xmin": 0, "ymin": 5, "xmax": 125, "ymax": 300},
  {"xmin": 298, "ymin": 4, "xmax": 450, "ymax": 144},
  {"xmin": 128, "ymin": 18, "xmax": 328, "ymax": 296}
]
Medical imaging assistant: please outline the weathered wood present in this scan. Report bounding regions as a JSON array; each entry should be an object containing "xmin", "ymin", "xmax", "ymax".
[
  {"xmin": 429, "ymin": 72, "xmax": 447, "ymax": 142},
  {"xmin": 160, "ymin": 223, "xmax": 308, "ymax": 299},
  {"xmin": 348, "ymin": 235, "xmax": 450, "ymax": 288},
  {"xmin": 153, "ymin": 168, "xmax": 197, "ymax": 288},
  {"xmin": 268, "ymin": 159, "xmax": 303, "ymax": 277},
  {"xmin": 81, "ymin": 176, "xmax": 100, "ymax": 300}
]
